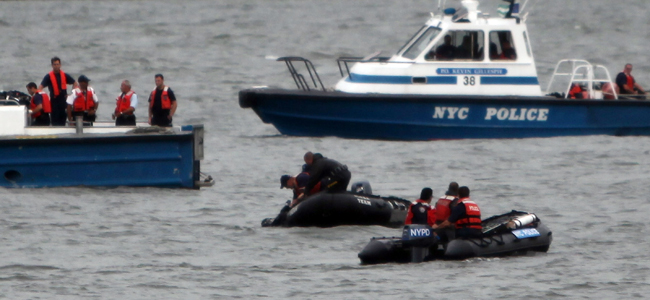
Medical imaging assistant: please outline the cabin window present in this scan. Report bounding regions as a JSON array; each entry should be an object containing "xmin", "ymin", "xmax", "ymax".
[
  {"xmin": 402, "ymin": 27, "xmax": 442, "ymax": 60},
  {"xmin": 489, "ymin": 31, "xmax": 517, "ymax": 60},
  {"xmin": 425, "ymin": 30, "xmax": 484, "ymax": 61}
]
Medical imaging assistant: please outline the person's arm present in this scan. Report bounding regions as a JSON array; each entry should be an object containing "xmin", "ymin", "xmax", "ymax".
[
  {"xmin": 432, "ymin": 203, "xmax": 464, "ymax": 229},
  {"xmin": 634, "ymin": 82, "xmax": 645, "ymax": 94},
  {"xmin": 89, "ymin": 92, "xmax": 99, "ymax": 115},
  {"xmin": 31, "ymin": 94, "xmax": 43, "ymax": 115},
  {"xmin": 168, "ymin": 100, "xmax": 177, "ymax": 120}
]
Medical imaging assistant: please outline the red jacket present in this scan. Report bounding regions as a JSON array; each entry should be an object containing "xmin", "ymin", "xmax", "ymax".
[
  {"xmin": 30, "ymin": 91, "xmax": 51, "ymax": 118},
  {"xmin": 434, "ymin": 195, "xmax": 457, "ymax": 224},
  {"xmin": 455, "ymin": 197, "xmax": 482, "ymax": 230}
]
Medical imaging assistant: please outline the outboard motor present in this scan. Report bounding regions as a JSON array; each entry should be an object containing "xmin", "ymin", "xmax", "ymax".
[
  {"xmin": 401, "ymin": 224, "xmax": 437, "ymax": 263},
  {"xmin": 350, "ymin": 180, "xmax": 372, "ymax": 195}
]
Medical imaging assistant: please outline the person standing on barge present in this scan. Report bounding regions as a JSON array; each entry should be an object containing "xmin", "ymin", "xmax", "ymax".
[
  {"xmin": 113, "ymin": 80, "xmax": 138, "ymax": 126},
  {"xmin": 39, "ymin": 57, "xmax": 77, "ymax": 126},
  {"xmin": 148, "ymin": 74, "xmax": 177, "ymax": 127},
  {"xmin": 26, "ymin": 82, "xmax": 51, "ymax": 126},
  {"xmin": 66, "ymin": 75, "xmax": 99, "ymax": 125}
]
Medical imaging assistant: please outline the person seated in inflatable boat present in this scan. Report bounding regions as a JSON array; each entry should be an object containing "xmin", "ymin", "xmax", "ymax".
[
  {"xmin": 405, "ymin": 188, "xmax": 436, "ymax": 226},
  {"xmin": 432, "ymin": 186, "xmax": 482, "ymax": 239}
]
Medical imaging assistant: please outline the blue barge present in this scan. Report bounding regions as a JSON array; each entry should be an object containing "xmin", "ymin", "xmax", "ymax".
[{"xmin": 0, "ymin": 106, "xmax": 213, "ymax": 189}]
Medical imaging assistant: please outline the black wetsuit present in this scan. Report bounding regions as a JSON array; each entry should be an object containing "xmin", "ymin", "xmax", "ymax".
[{"xmin": 305, "ymin": 156, "xmax": 351, "ymax": 195}]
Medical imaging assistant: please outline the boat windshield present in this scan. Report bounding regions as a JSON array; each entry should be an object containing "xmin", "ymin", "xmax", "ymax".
[{"xmin": 401, "ymin": 27, "xmax": 442, "ymax": 60}]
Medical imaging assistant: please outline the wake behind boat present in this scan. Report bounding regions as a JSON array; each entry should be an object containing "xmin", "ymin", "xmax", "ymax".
[{"xmin": 240, "ymin": 0, "xmax": 650, "ymax": 140}]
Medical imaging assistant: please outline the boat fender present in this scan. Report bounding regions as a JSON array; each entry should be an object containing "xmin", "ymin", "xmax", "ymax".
[{"xmin": 507, "ymin": 213, "xmax": 539, "ymax": 229}]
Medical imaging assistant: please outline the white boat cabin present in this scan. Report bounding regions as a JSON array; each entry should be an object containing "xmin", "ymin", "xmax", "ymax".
[{"xmin": 335, "ymin": 0, "xmax": 542, "ymax": 96}]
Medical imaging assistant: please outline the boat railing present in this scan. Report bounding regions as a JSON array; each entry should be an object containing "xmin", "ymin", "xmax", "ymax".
[
  {"xmin": 336, "ymin": 51, "xmax": 395, "ymax": 79},
  {"xmin": 546, "ymin": 59, "xmax": 618, "ymax": 100},
  {"xmin": 276, "ymin": 57, "xmax": 325, "ymax": 92}
]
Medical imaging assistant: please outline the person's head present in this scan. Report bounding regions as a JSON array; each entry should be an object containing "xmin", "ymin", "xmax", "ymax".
[
  {"xmin": 445, "ymin": 181, "xmax": 459, "ymax": 196},
  {"xmin": 420, "ymin": 187, "xmax": 433, "ymax": 201},
  {"xmin": 280, "ymin": 174, "xmax": 296, "ymax": 189},
  {"xmin": 51, "ymin": 56, "xmax": 61, "ymax": 72},
  {"xmin": 458, "ymin": 186, "xmax": 470, "ymax": 198},
  {"xmin": 444, "ymin": 35, "xmax": 452, "ymax": 45},
  {"xmin": 155, "ymin": 74, "xmax": 164, "ymax": 89},
  {"xmin": 78, "ymin": 75, "xmax": 90, "ymax": 89},
  {"xmin": 26, "ymin": 82, "xmax": 38, "ymax": 95},
  {"xmin": 304, "ymin": 151, "xmax": 314, "ymax": 165},
  {"xmin": 624, "ymin": 63, "xmax": 633, "ymax": 74},
  {"xmin": 121, "ymin": 80, "xmax": 132, "ymax": 93}
]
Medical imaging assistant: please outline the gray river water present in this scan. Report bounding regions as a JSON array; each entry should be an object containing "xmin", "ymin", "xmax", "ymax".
[{"xmin": 1, "ymin": 0, "xmax": 649, "ymax": 298}]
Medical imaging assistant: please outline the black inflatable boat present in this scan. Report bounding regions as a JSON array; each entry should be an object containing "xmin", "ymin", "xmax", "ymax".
[
  {"xmin": 358, "ymin": 210, "xmax": 552, "ymax": 264},
  {"xmin": 261, "ymin": 192, "xmax": 411, "ymax": 228}
]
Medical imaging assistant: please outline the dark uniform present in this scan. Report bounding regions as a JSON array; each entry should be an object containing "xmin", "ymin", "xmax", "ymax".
[
  {"xmin": 304, "ymin": 156, "xmax": 351, "ymax": 195},
  {"xmin": 448, "ymin": 198, "xmax": 482, "ymax": 239},
  {"xmin": 149, "ymin": 87, "xmax": 176, "ymax": 127},
  {"xmin": 41, "ymin": 72, "xmax": 75, "ymax": 126},
  {"xmin": 30, "ymin": 93, "xmax": 50, "ymax": 126}
]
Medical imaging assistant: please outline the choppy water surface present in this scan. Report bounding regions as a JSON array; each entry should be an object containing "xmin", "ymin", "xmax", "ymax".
[{"xmin": 1, "ymin": 0, "xmax": 650, "ymax": 298}]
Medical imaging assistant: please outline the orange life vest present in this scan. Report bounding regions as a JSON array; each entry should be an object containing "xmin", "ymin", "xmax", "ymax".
[
  {"xmin": 150, "ymin": 86, "xmax": 171, "ymax": 110},
  {"xmin": 435, "ymin": 195, "xmax": 456, "ymax": 224},
  {"xmin": 73, "ymin": 88, "xmax": 96, "ymax": 112},
  {"xmin": 30, "ymin": 91, "xmax": 52, "ymax": 118},
  {"xmin": 48, "ymin": 70, "xmax": 68, "ymax": 96},
  {"xmin": 626, "ymin": 74, "xmax": 635, "ymax": 91},
  {"xmin": 455, "ymin": 197, "xmax": 482, "ymax": 230},
  {"xmin": 115, "ymin": 90, "xmax": 135, "ymax": 115}
]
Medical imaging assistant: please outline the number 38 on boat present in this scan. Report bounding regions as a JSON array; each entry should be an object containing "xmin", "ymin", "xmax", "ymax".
[{"xmin": 239, "ymin": 0, "xmax": 650, "ymax": 140}]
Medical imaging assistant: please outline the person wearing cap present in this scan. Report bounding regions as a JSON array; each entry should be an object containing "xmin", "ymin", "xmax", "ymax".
[
  {"xmin": 432, "ymin": 186, "xmax": 482, "ymax": 239},
  {"xmin": 66, "ymin": 75, "xmax": 99, "ymax": 125},
  {"xmin": 148, "ymin": 73, "xmax": 177, "ymax": 127},
  {"xmin": 26, "ymin": 82, "xmax": 51, "ymax": 126},
  {"xmin": 405, "ymin": 188, "xmax": 437, "ymax": 226},
  {"xmin": 39, "ymin": 56, "xmax": 78, "ymax": 126},
  {"xmin": 113, "ymin": 80, "xmax": 138, "ymax": 126},
  {"xmin": 281, "ymin": 171, "xmax": 310, "ymax": 206}
]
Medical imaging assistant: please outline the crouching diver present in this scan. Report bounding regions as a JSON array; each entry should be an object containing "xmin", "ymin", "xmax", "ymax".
[
  {"xmin": 405, "ymin": 188, "xmax": 437, "ymax": 226},
  {"xmin": 303, "ymin": 154, "xmax": 351, "ymax": 197},
  {"xmin": 432, "ymin": 186, "xmax": 482, "ymax": 239},
  {"xmin": 264, "ymin": 172, "xmax": 310, "ymax": 227}
]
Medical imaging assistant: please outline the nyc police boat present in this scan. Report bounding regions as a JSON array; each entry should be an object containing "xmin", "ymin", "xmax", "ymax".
[
  {"xmin": 0, "ymin": 104, "xmax": 214, "ymax": 189},
  {"xmin": 239, "ymin": 0, "xmax": 650, "ymax": 140},
  {"xmin": 357, "ymin": 210, "xmax": 552, "ymax": 264}
]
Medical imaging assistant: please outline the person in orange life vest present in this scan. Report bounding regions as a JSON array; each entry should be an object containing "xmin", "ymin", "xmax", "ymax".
[
  {"xmin": 432, "ymin": 186, "xmax": 482, "ymax": 239},
  {"xmin": 616, "ymin": 64, "xmax": 645, "ymax": 95},
  {"xmin": 66, "ymin": 75, "xmax": 99, "ymax": 125},
  {"xmin": 405, "ymin": 188, "xmax": 436, "ymax": 226},
  {"xmin": 26, "ymin": 82, "xmax": 51, "ymax": 126},
  {"xmin": 39, "ymin": 57, "xmax": 78, "ymax": 126},
  {"xmin": 112, "ymin": 80, "xmax": 138, "ymax": 126},
  {"xmin": 568, "ymin": 83, "xmax": 590, "ymax": 99},
  {"xmin": 148, "ymin": 73, "xmax": 177, "ymax": 127},
  {"xmin": 435, "ymin": 182, "xmax": 459, "ymax": 225}
]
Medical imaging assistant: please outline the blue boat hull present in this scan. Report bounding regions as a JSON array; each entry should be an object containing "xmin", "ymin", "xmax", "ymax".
[
  {"xmin": 240, "ymin": 89, "xmax": 650, "ymax": 140},
  {"xmin": 0, "ymin": 128, "xmax": 205, "ymax": 189}
]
